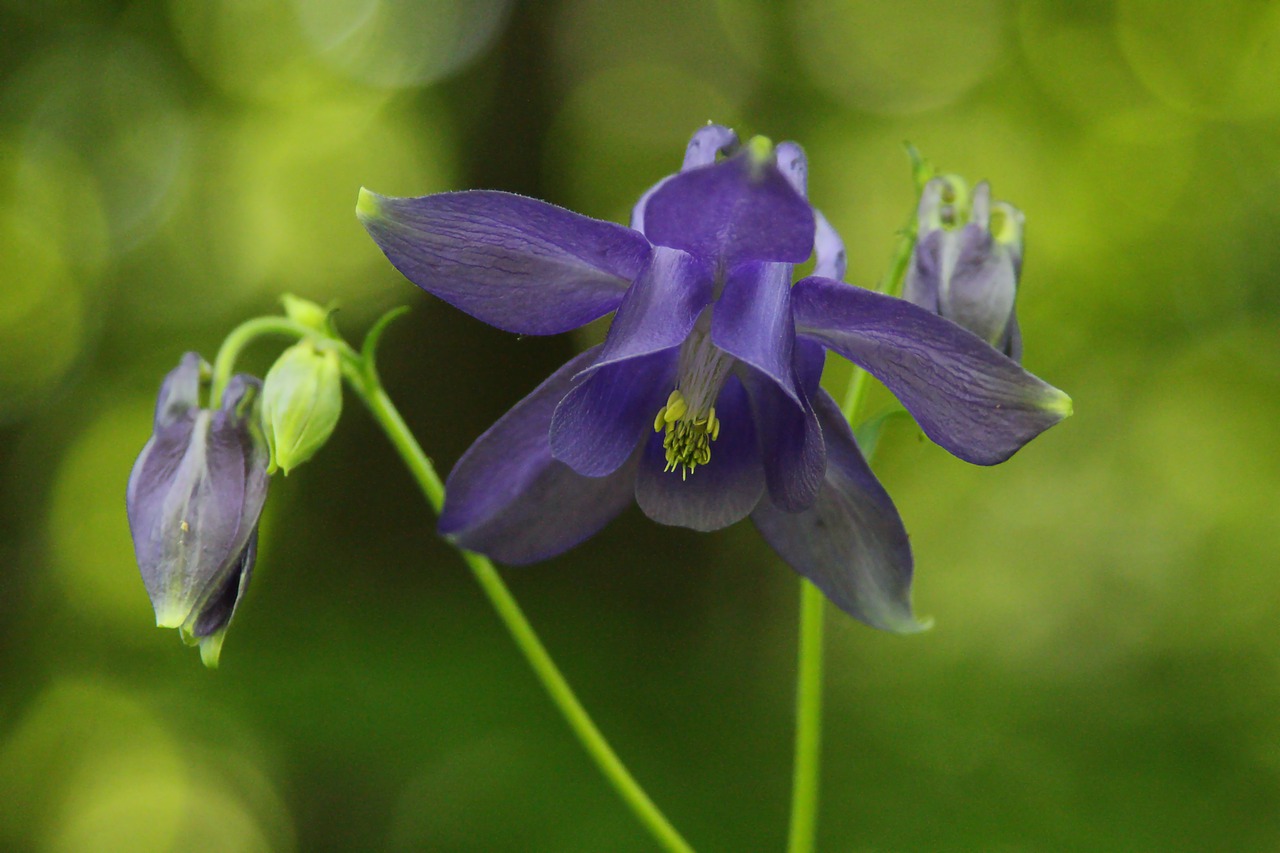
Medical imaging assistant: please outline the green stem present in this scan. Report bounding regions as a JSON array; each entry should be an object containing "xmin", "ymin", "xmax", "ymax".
[
  {"xmin": 786, "ymin": 171, "xmax": 924, "ymax": 853},
  {"xmin": 346, "ymin": 364, "xmax": 696, "ymax": 853},
  {"xmin": 214, "ymin": 317, "xmax": 694, "ymax": 853},
  {"xmin": 786, "ymin": 580, "xmax": 826, "ymax": 853}
]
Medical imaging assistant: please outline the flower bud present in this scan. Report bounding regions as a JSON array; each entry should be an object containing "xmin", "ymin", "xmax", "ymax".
[
  {"xmin": 125, "ymin": 353, "xmax": 270, "ymax": 667},
  {"xmin": 281, "ymin": 294, "xmax": 332, "ymax": 334},
  {"xmin": 904, "ymin": 176, "xmax": 1025, "ymax": 361},
  {"xmin": 261, "ymin": 340, "xmax": 343, "ymax": 475}
]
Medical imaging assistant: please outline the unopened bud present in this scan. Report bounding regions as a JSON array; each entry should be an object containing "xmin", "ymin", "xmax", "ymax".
[{"xmin": 262, "ymin": 340, "xmax": 343, "ymax": 475}]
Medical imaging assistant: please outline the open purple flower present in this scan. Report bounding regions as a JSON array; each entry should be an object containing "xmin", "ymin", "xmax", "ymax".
[
  {"xmin": 126, "ymin": 353, "xmax": 269, "ymax": 666},
  {"xmin": 357, "ymin": 127, "xmax": 1070, "ymax": 631}
]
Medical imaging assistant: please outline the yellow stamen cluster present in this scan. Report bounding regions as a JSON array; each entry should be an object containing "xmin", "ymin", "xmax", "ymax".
[{"xmin": 653, "ymin": 389, "xmax": 720, "ymax": 480}]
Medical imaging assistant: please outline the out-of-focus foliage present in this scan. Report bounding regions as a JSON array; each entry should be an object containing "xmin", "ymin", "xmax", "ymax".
[{"xmin": 1, "ymin": 1, "xmax": 1278, "ymax": 850}]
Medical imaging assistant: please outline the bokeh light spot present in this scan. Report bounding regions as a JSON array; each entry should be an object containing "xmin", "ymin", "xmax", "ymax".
[
  {"xmin": 0, "ymin": 212, "xmax": 86, "ymax": 422},
  {"xmin": 1117, "ymin": 0, "xmax": 1280, "ymax": 119},
  {"xmin": 47, "ymin": 399, "xmax": 156, "ymax": 630},
  {"xmin": 792, "ymin": 0, "xmax": 1010, "ymax": 115},
  {"xmin": 293, "ymin": 0, "xmax": 512, "ymax": 88}
]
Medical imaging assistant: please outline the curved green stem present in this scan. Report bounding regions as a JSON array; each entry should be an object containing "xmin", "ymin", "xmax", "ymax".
[
  {"xmin": 346, "ymin": 362, "xmax": 695, "ymax": 853},
  {"xmin": 215, "ymin": 317, "xmax": 695, "ymax": 853},
  {"xmin": 786, "ymin": 170, "xmax": 924, "ymax": 853},
  {"xmin": 210, "ymin": 316, "xmax": 314, "ymax": 401}
]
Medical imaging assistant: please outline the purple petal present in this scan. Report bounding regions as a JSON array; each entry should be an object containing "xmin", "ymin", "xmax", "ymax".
[
  {"xmin": 127, "ymin": 372, "xmax": 268, "ymax": 630},
  {"xmin": 813, "ymin": 210, "xmax": 847, "ymax": 281},
  {"xmin": 792, "ymin": 276, "xmax": 1071, "ymax": 465},
  {"xmin": 357, "ymin": 189, "xmax": 652, "ymax": 335},
  {"xmin": 1001, "ymin": 313, "xmax": 1023, "ymax": 363},
  {"xmin": 643, "ymin": 152, "xmax": 816, "ymax": 266},
  {"xmin": 154, "ymin": 352, "xmax": 205, "ymax": 429},
  {"xmin": 440, "ymin": 348, "xmax": 638, "ymax": 564},
  {"xmin": 753, "ymin": 390, "xmax": 924, "ymax": 633},
  {"xmin": 711, "ymin": 261, "xmax": 800, "ymax": 405},
  {"xmin": 942, "ymin": 222, "xmax": 1017, "ymax": 347},
  {"xmin": 550, "ymin": 350, "xmax": 676, "ymax": 478},
  {"xmin": 590, "ymin": 247, "xmax": 714, "ymax": 371},
  {"xmin": 902, "ymin": 228, "xmax": 942, "ymax": 314},
  {"xmin": 635, "ymin": 375, "xmax": 764, "ymax": 531},
  {"xmin": 738, "ymin": 364, "xmax": 824, "ymax": 512}
]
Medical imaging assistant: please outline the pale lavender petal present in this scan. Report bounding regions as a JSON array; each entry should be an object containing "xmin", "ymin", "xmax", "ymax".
[
  {"xmin": 683, "ymin": 124, "xmax": 739, "ymax": 171},
  {"xmin": 550, "ymin": 350, "xmax": 676, "ymax": 477},
  {"xmin": 589, "ymin": 247, "xmax": 713, "ymax": 371},
  {"xmin": 753, "ymin": 390, "xmax": 924, "ymax": 633},
  {"xmin": 813, "ymin": 210, "xmax": 847, "ymax": 281},
  {"xmin": 643, "ymin": 153, "xmax": 815, "ymax": 265},
  {"xmin": 154, "ymin": 352, "xmax": 204, "ymax": 428},
  {"xmin": 942, "ymin": 222, "xmax": 1017, "ymax": 347},
  {"xmin": 775, "ymin": 141, "xmax": 808, "ymax": 197},
  {"xmin": 635, "ymin": 376, "xmax": 764, "ymax": 531},
  {"xmin": 440, "ymin": 349, "xmax": 639, "ymax": 564},
  {"xmin": 792, "ymin": 276, "xmax": 1071, "ymax": 465},
  {"xmin": 711, "ymin": 261, "xmax": 800, "ymax": 404},
  {"xmin": 1002, "ymin": 313, "xmax": 1023, "ymax": 363},
  {"xmin": 902, "ymin": 228, "xmax": 942, "ymax": 315},
  {"xmin": 358, "ymin": 189, "xmax": 651, "ymax": 335}
]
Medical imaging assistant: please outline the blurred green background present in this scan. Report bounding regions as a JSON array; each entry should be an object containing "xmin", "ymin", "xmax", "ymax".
[{"xmin": 2, "ymin": 0, "xmax": 1279, "ymax": 850}]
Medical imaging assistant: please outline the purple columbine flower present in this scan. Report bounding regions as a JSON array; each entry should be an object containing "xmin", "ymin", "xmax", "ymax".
[
  {"xmin": 904, "ymin": 175, "xmax": 1025, "ymax": 361},
  {"xmin": 357, "ymin": 127, "xmax": 1071, "ymax": 631},
  {"xmin": 126, "ymin": 353, "xmax": 270, "ymax": 666}
]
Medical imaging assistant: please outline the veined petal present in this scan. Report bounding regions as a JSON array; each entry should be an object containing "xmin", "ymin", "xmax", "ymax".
[
  {"xmin": 357, "ymin": 189, "xmax": 652, "ymax": 335},
  {"xmin": 643, "ymin": 151, "xmax": 815, "ymax": 266},
  {"xmin": 589, "ymin": 247, "xmax": 714, "ymax": 371},
  {"xmin": 792, "ymin": 276, "xmax": 1071, "ymax": 465},
  {"xmin": 635, "ymin": 375, "xmax": 763, "ymax": 531},
  {"xmin": 711, "ymin": 261, "xmax": 800, "ymax": 405},
  {"xmin": 550, "ymin": 350, "xmax": 676, "ymax": 478},
  {"xmin": 440, "ymin": 349, "xmax": 638, "ymax": 564},
  {"xmin": 753, "ymin": 390, "xmax": 924, "ymax": 633}
]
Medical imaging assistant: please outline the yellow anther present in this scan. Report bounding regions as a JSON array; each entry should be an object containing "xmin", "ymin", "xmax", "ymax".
[
  {"xmin": 653, "ymin": 388, "xmax": 723, "ymax": 478},
  {"xmin": 654, "ymin": 407, "xmax": 668, "ymax": 432},
  {"xmin": 664, "ymin": 390, "xmax": 688, "ymax": 422}
]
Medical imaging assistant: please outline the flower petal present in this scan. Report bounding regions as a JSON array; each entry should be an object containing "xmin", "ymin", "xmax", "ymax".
[
  {"xmin": 635, "ymin": 375, "xmax": 764, "ymax": 531},
  {"xmin": 813, "ymin": 210, "xmax": 847, "ymax": 281},
  {"xmin": 154, "ymin": 352, "xmax": 205, "ymax": 429},
  {"xmin": 902, "ymin": 228, "xmax": 943, "ymax": 314},
  {"xmin": 357, "ymin": 189, "xmax": 652, "ymax": 335},
  {"xmin": 440, "ymin": 349, "xmax": 639, "ymax": 564},
  {"xmin": 630, "ymin": 125, "xmax": 740, "ymax": 234},
  {"xmin": 642, "ymin": 152, "xmax": 816, "ymax": 266},
  {"xmin": 550, "ymin": 350, "xmax": 676, "ymax": 478},
  {"xmin": 711, "ymin": 261, "xmax": 800, "ymax": 405},
  {"xmin": 792, "ymin": 276, "xmax": 1071, "ymax": 465},
  {"xmin": 589, "ymin": 247, "xmax": 714, "ymax": 371},
  {"xmin": 775, "ymin": 141, "xmax": 808, "ymax": 197},
  {"xmin": 738, "ymin": 363, "xmax": 824, "ymax": 512},
  {"xmin": 942, "ymin": 222, "xmax": 1017, "ymax": 347},
  {"xmin": 753, "ymin": 390, "xmax": 924, "ymax": 633}
]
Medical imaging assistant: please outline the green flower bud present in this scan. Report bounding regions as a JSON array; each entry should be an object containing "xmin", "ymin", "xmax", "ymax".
[
  {"xmin": 261, "ymin": 340, "xmax": 343, "ymax": 475},
  {"xmin": 281, "ymin": 294, "xmax": 333, "ymax": 334}
]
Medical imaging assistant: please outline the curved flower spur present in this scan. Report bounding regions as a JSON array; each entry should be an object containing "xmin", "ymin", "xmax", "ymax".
[{"xmin": 357, "ymin": 126, "xmax": 1071, "ymax": 631}]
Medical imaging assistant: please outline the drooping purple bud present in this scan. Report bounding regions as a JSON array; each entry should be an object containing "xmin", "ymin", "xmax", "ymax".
[
  {"xmin": 125, "ymin": 353, "xmax": 270, "ymax": 667},
  {"xmin": 904, "ymin": 177, "xmax": 1025, "ymax": 361}
]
